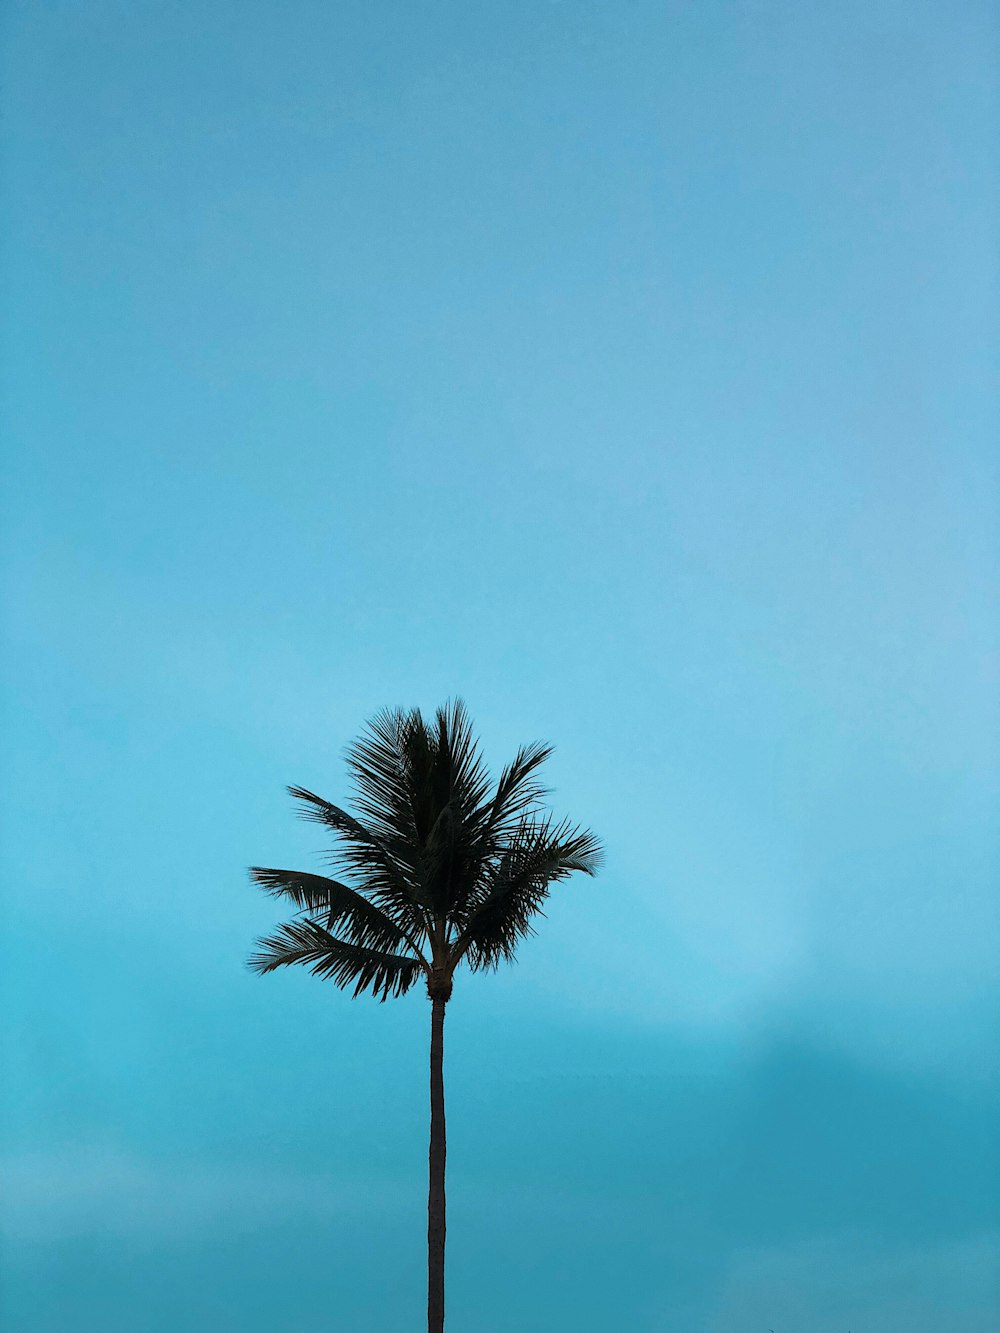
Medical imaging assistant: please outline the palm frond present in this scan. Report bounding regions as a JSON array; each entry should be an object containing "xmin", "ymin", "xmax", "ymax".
[
  {"xmin": 345, "ymin": 707, "xmax": 423, "ymax": 847},
  {"xmin": 432, "ymin": 699, "xmax": 492, "ymax": 816},
  {"xmin": 287, "ymin": 785, "xmax": 432, "ymax": 921},
  {"xmin": 247, "ymin": 918, "xmax": 423, "ymax": 1001},
  {"xmin": 482, "ymin": 740, "xmax": 553, "ymax": 834},
  {"xmin": 455, "ymin": 818, "xmax": 603, "ymax": 970},
  {"xmin": 248, "ymin": 867, "xmax": 428, "ymax": 963},
  {"xmin": 346, "ymin": 700, "xmax": 495, "ymax": 917},
  {"xmin": 419, "ymin": 700, "xmax": 494, "ymax": 913},
  {"xmin": 437, "ymin": 738, "xmax": 554, "ymax": 923}
]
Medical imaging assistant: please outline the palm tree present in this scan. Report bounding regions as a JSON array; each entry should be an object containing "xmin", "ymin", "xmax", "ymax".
[{"xmin": 247, "ymin": 700, "xmax": 601, "ymax": 1333}]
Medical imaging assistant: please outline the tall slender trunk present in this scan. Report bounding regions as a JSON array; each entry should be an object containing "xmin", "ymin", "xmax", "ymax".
[{"xmin": 427, "ymin": 992, "xmax": 447, "ymax": 1333}]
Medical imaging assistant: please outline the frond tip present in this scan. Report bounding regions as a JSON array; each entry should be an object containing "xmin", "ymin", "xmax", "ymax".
[{"xmin": 248, "ymin": 918, "xmax": 423, "ymax": 1001}]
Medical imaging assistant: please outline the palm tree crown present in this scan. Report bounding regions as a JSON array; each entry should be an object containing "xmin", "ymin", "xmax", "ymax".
[{"xmin": 248, "ymin": 699, "xmax": 603, "ymax": 999}]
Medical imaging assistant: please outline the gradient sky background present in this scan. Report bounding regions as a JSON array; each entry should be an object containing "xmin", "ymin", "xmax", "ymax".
[{"xmin": 2, "ymin": 1, "xmax": 998, "ymax": 1329}]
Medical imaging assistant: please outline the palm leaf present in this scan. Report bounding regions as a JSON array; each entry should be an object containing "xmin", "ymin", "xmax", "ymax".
[
  {"xmin": 444, "ymin": 739, "xmax": 555, "ymax": 921},
  {"xmin": 248, "ymin": 867, "xmax": 428, "ymax": 962},
  {"xmin": 287, "ymin": 785, "xmax": 433, "ymax": 922},
  {"xmin": 248, "ymin": 918, "xmax": 423, "ymax": 1001},
  {"xmin": 455, "ymin": 818, "xmax": 603, "ymax": 970},
  {"xmin": 345, "ymin": 701, "xmax": 495, "ymax": 917},
  {"xmin": 485, "ymin": 740, "xmax": 554, "ymax": 833},
  {"xmin": 345, "ymin": 707, "xmax": 424, "ymax": 847}
]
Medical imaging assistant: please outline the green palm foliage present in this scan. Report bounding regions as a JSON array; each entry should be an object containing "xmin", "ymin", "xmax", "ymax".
[{"xmin": 247, "ymin": 699, "xmax": 602, "ymax": 1333}]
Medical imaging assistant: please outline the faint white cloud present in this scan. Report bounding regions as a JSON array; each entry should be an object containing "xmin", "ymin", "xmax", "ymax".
[
  {"xmin": 706, "ymin": 1231, "xmax": 1000, "ymax": 1333},
  {"xmin": 0, "ymin": 1147, "xmax": 407, "ymax": 1243}
]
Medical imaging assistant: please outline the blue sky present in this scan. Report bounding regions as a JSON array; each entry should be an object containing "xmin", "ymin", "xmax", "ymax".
[{"xmin": 2, "ymin": 1, "xmax": 997, "ymax": 1328}]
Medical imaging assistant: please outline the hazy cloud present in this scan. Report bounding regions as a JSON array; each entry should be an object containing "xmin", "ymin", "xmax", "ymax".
[
  {"xmin": 707, "ymin": 1231, "xmax": 1000, "ymax": 1333},
  {"xmin": 0, "ymin": 1147, "xmax": 405, "ymax": 1242}
]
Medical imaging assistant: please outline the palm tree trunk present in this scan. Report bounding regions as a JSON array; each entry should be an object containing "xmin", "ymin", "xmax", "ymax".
[{"xmin": 427, "ymin": 992, "xmax": 447, "ymax": 1333}]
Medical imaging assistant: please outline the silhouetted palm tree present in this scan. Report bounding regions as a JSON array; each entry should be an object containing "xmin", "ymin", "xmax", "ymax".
[{"xmin": 247, "ymin": 700, "xmax": 602, "ymax": 1333}]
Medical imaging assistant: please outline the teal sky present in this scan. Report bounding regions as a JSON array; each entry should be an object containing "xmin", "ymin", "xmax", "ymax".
[{"xmin": 2, "ymin": 1, "xmax": 998, "ymax": 1329}]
